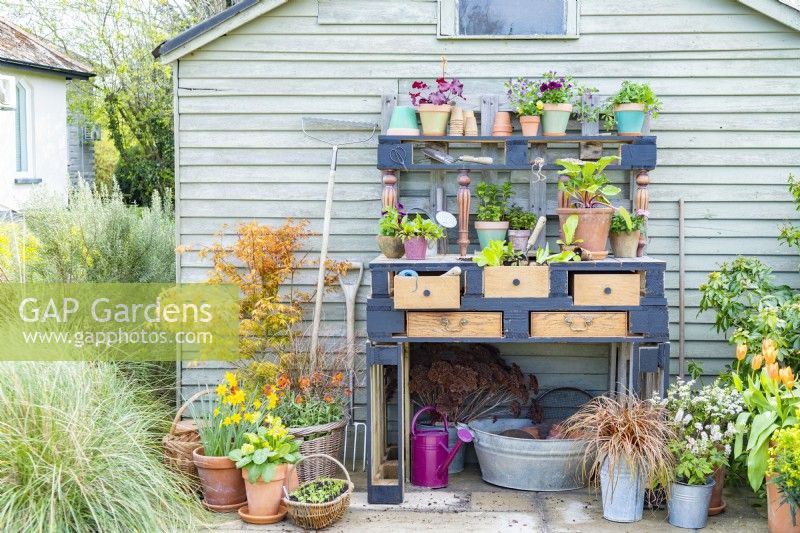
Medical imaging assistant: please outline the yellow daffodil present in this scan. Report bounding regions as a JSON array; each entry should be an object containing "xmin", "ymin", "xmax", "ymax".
[
  {"xmin": 213, "ymin": 407, "xmax": 220, "ymax": 417},
  {"xmin": 267, "ymin": 392, "xmax": 278, "ymax": 410},
  {"xmin": 215, "ymin": 383, "xmax": 227, "ymax": 396},
  {"xmin": 224, "ymin": 372, "xmax": 237, "ymax": 388},
  {"xmin": 222, "ymin": 416, "xmax": 232, "ymax": 427},
  {"xmin": 244, "ymin": 412, "xmax": 256, "ymax": 423},
  {"xmin": 241, "ymin": 443, "xmax": 255, "ymax": 455},
  {"xmin": 232, "ymin": 413, "xmax": 242, "ymax": 424},
  {"xmin": 253, "ymin": 399, "xmax": 262, "ymax": 410}
]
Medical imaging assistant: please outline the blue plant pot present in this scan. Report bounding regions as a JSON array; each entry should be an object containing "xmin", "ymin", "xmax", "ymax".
[
  {"xmin": 475, "ymin": 221, "xmax": 509, "ymax": 250},
  {"xmin": 614, "ymin": 104, "xmax": 646, "ymax": 136}
]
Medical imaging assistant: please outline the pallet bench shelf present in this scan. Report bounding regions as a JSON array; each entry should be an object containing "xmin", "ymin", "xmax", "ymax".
[{"xmin": 366, "ymin": 96, "xmax": 668, "ymax": 505}]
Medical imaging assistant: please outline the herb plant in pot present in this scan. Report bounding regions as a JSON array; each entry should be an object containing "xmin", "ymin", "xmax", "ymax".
[
  {"xmin": 410, "ymin": 77, "xmax": 465, "ymax": 136},
  {"xmin": 556, "ymin": 156, "xmax": 621, "ymax": 258},
  {"xmin": 191, "ymin": 372, "xmax": 262, "ymax": 512},
  {"xmin": 610, "ymin": 207, "xmax": 647, "ymax": 258},
  {"xmin": 538, "ymin": 71, "xmax": 578, "ymax": 136},
  {"xmin": 229, "ymin": 414, "xmax": 301, "ymax": 520},
  {"xmin": 505, "ymin": 77, "xmax": 543, "ymax": 136},
  {"xmin": 377, "ymin": 205, "xmax": 405, "ymax": 259},
  {"xmin": 507, "ymin": 206, "xmax": 538, "ymax": 252},
  {"xmin": 604, "ymin": 81, "xmax": 663, "ymax": 136},
  {"xmin": 563, "ymin": 395, "xmax": 675, "ymax": 523},
  {"xmin": 398, "ymin": 215, "xmax": 445, "ymax": 260},
  {"xmin": 475, "ymin": 181, "xmax": 512, "ymax": 249}
]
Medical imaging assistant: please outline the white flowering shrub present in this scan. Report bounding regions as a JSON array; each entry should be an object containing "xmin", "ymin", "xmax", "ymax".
[{"xmin": 654, "ymin": 379, "xmax": 744, "ymax": 485}]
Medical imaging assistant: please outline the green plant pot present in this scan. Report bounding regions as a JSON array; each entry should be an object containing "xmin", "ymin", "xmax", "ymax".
[
  {"xmin": 614, "ymin": 104, "xmax": 645, "ymax": 136},
  {"xmin": 387, "ymin": 106, "xmax": 420, "ymax": 136},
  {"xmin": 542, "ymin": 103, "xmax": 572, "ymax": 136},
  {"xmin": 474, "ymin": 221, "xmax": 509, "ymax": 250}
]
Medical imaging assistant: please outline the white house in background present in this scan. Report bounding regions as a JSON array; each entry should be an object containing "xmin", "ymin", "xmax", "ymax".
[{"xmin": 0, "ymin": 19, "xmax": 93, "ymax": 212}]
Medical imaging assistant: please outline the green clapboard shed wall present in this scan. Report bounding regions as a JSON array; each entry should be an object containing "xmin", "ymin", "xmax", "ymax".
[{"xmin": 163, "ymin": 0, "xmax": 800, "ymax": 410}]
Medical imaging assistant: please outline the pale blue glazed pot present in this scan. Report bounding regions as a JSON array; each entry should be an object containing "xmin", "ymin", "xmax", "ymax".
[
  {"xmin": 542, "ymin": 103, "xmax": 572, "ymax": 136},
  {"xmin": 614, "ymin": 103, "xmax": 646, "ymax": 136},
  {"xmin": 475, "ymin": 221, "xmax": 509, "ymax": 250}
]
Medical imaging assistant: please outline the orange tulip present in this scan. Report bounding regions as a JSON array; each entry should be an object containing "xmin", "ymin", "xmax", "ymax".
[
  {"xmin": 765, "ymin": 349, "xmax": 777, "ymax": 365},
  {"xmin": 763, "ymin": 338, "xmax": 776, "ymax": 355},
  {"xmin": 752, "ymin": 354, "xmax": 764, "ymax": 371},
  {"xmin": 735, "ymin": 343, "xmax": 748, "ymax": 361},
  {"xmin": 779, "ymin": 367, "xmax": 795, "ymax": 389},
  {"xmin": 767, "ymin": 362, "xmax": 780, "ymax": 381}
]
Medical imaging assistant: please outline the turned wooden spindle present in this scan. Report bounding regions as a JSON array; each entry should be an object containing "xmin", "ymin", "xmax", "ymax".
[
  {"xmin": 634, "ymin": 170, "xmax": 650, "ymax": 257},
  {"xmin": 457, "ymin": 170, "xmax": 471, "ymax": 258},
  {"xmin": 381, "ymin": 170, "xmax": 398, "ymax": 211},
  {"xmin": 557, "ymin": 174, "xmax": 570, "ymax": 209}
]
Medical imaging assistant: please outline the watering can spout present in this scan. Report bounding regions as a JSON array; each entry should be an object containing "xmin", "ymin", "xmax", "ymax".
[{"xmin": 436, "ymin": 425, "xmax": 474, "ymax": 477}]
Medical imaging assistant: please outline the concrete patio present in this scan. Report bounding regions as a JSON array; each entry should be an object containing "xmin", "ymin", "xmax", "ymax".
[{"xmin": 211, "ymin": 465, "xmax": 768, "ymax": 532}]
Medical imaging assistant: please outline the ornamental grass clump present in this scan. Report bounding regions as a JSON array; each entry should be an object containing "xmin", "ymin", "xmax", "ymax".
[
  {"xmin": 0, "ymin": 361, "xmax": 206, "ymax": 532},
  {"xmin": 563, "ymin": 394, "xmax": 675, "ymax": 490}
]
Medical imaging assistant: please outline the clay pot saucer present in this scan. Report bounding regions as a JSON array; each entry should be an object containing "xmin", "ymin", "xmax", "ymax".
[
  {"xmin": 202, "ymin": 499, "xmax": 246, "ymax": 513},
  {"xmin": 238, "ymin": 502, "xmax": 287, "ymax": 525},
  {"xmin": 708, "ymin": 501, "xmax": 726, "ymax": 516}
]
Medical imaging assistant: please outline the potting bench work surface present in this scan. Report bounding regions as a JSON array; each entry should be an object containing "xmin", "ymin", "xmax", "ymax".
[{"xmin": 210, "ymin": 465, "xmax": 767, "ymax": 532}]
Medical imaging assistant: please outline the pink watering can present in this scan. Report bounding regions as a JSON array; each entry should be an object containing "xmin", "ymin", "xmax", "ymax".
[{"xmin": 410, "ymin": 406, "xmax": 474, "ymax": 488}]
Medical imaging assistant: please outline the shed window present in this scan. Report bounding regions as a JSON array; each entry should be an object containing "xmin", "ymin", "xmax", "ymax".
[
  {"xmin": 15, "ymin": 82, "xmax": 29, "ymax": 173},
  {"xmin": 439, "ymin": 0, "xmax": 579, "ymax": 39}
]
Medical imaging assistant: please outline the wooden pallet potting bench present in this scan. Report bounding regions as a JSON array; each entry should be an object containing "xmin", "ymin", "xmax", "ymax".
[{"xmin": 365, "ymin": 100, "xmax": 668, "ymax": 505}]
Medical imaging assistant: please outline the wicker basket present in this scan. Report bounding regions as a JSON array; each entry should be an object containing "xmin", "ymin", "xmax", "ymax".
[
  {"xmin": 162, "ymin": 390, "xmax": 208, "ymax": 478},
  {"xmin": 288, "ymin": 418, "xmax": 347, "ymax": 483},
  {"xmin": 283, "ymin": 454, "xmax": 353, "ymax": 530}
]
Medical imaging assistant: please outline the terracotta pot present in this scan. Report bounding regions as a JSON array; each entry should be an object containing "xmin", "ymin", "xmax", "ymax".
[
  {"xmin": 192, "ymin": 447, "xmax": 247, "ymax": 511},
  {"xmin": 418, "ymin": 104, "xmax": 451, "ymax": 136},
  {"xmin": 492, "ymin": 111, "xmax": 513, "ymax": 136},
  {"xmin": 376, "ymin": 235, "xmax": 404, "ymax": 258},
  {"xmin": 519, "ymin": 115, "xmax": 541, "ymax": 136},
  {"xmin": 610, "ymin": 230, "xmax": 640, "ymax": 258},
  {"xmin": 557, "ymin": 207, "xmax": 613, "ymax": 256},
  {"xmin": 403, "ymin": 236, "xmax": 428, "ymax": 260},
  {"xmin": 508, "ymin": 229, "xmax": 531, "ymax": 252},
  {"xmin": 768, "ymin": 480, "xmax": 800, "ymax": 533},
  {"xmin": 708, "ymin": 466, "xmax": 726, "ymax": 516},
  {"xmin": 242, "ymin": 464, "xmax": 288, "ymax": 517}
]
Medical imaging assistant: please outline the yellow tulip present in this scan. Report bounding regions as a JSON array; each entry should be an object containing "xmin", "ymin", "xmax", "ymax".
[
  {"xmin": 767, "ymin": 362, "xmax": 780, "ymax": 381},
  {"xmin": 735, "ymin": 343, "xmax": 748, "ymax": 361},
  {"xmin": 765, "ymin": 349, "xmax": 777, "ymax": 365},
  {"xmin": 752, "ymin": 354, "xmax": 764, "ymax": 371},
  {"xmin": 779, "ymin": 367, "xmax": 795, "ymax": 389},
  {"xmin": 763, "ymin": 338, "xmax": 776, "ymax": 355}
]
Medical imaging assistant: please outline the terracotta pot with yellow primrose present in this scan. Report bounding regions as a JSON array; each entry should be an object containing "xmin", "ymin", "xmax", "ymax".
[
  {"xmin": 767, "ymin": 426, "xmax": 800, "ymax": 533},
  {"xmin": 410, "ymin": 77, "xmax": 465, "ymax": 136},
  {"xmin": 229, "ymin": 414, "xmax": 302, "ymax": 522},
  {"xmin": 190, "ymin": 372, "xmax": 263, "ymax": 512},
  {"xmin": 556, "ymin": 156, "xmax": 621, "ymax": 259},
  {"xmin": 505, "ymin": 77, "xmax": 543, "ymax": 136}
]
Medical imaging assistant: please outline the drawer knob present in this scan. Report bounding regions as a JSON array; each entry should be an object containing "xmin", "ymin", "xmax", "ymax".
[
  {"xmin": 564, "ymin": 315, "xmax": 594, "ymax": 332},
  {"xmin": 423, "ymin": 289, "xmax": 431, "ymax": 297},
  {"xmin": 604, "ymin": 287, "xmax": 612, "ymax": 295},
  {"xmin": 440, "ymin": 317, "xmax": 469, "ymax": 333},
  {"xmin": 512, "ymin": 278, "xmax": 521, "ymax": 286}
]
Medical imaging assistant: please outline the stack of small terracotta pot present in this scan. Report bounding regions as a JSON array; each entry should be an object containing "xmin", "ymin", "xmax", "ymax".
[
  {"xmin": 449, "ymin": 106, "xmax": 464, "ymax": 136},
  {"xmin": 464, "ymin": 110, "xmax": 478, "ymax": 136},
  {"xmin": 492, "ymin": 111, "xmax": 512, "ymax": 136}
]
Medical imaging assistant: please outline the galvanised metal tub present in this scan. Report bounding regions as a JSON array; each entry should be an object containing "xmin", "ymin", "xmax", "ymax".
[{"xmin": 469, "ymin": 418, "xmax": 588, "ymax": 491}]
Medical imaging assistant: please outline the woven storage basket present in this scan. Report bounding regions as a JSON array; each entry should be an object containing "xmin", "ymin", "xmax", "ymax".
[
  {"xmin": 283, "ymin": 454, "xmax": 353, "ymax": 530},
  {"xmin": 288, "ymin": 418, "xmax": 347, "ymax": 483},
  {"xmin": 162, "ymin": 390, "xmax": 208, "ymax": 478}
]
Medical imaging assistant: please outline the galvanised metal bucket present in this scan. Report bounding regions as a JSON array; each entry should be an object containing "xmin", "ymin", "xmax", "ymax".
[
  {"xmin": 668, "ymin": 480, "xmax": 715, "ymax": 529},
  {"xmin": 469, "ymin": 418, "xmax": 587, "ymax": 491},
  {"xmin": 600, "ymin": 458, "xmax": 644, "ymax": 523}
]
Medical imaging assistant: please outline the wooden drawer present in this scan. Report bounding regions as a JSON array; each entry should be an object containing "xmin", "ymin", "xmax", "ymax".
[
  {"xmin": 393, "ymin": 275, "xmax": 460, "ymax": 310},
  {"xmin": 484, "ymin": 266, "xmax": 549, "ymax": 298},
  {"xmin": 573, "ymin": 274, "xmax": 640, "ymax": 306},
  {"xmin": 531, "ymin": 312, "xmax": 628, "ymax": 338},
  {"xmin": 406, "ymin": 312, "xmax": 502, "ymax": 338}
]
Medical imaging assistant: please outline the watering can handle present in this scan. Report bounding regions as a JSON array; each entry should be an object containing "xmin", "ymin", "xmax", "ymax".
[{"xmin": 410, "ymin": 406, "xmax": 448, "ymax": 437}]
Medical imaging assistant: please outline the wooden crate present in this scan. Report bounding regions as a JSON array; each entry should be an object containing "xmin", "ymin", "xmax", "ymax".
[
  {"xmin": 406, "ymin": 312, "xmax": 502, "ymax": 338},
  {"xmin": 483, "ymin": 266, "xmax": 549, "ymax": 298},
  {"xmin": 531, "ymin": 312, "xmax": 628, "ymax": 337},
  {"xmin": 572, "ymin": 274, "xmax": 640, "ymax": 306},
  {"xmin": 393, "ymin": 275, "xmax": 460, "ymax": 310}
]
